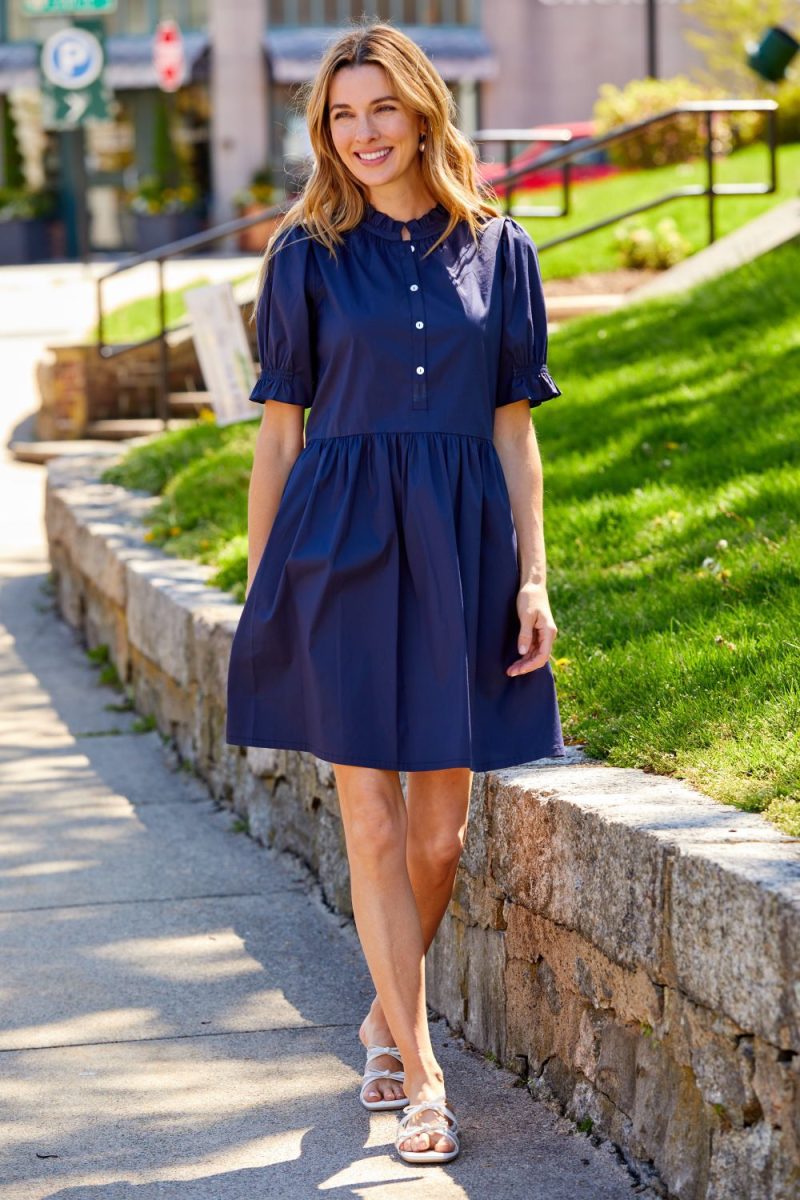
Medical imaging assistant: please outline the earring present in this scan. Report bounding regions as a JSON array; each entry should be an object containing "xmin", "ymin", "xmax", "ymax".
[{"xmin": 419, "ymin": 131, "xmax": 427, "ymax": 152}]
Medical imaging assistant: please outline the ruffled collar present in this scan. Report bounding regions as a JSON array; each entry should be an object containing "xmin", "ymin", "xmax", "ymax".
[{"xmin": 362, "ymin": 200, "xmax": 451, "ymax": 241}]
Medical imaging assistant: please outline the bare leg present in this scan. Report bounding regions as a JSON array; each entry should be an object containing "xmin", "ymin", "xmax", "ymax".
[
  {"xmin": 360, "ymin": 768, "xmax": 471, "ymax": 1111},
  {"xmin": 333, "ymin": 762, "xmax": 462, "ymax": 1154}
]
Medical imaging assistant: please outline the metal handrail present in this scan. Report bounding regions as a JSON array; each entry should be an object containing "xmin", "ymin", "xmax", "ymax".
[
  {"xmin": 96, "ymin": 202, "xmax": 291, "ymax": 426},
  {"xmin": 473, "ymin": 126, "xmax": 576, "ymax": 219},
  {"xmin": 486, "ymin": 100, "xmax": 779, "ymax": 249},
  {"xmin": 95, "ymin": 99, "xmax": 780, "ymax": 430}
]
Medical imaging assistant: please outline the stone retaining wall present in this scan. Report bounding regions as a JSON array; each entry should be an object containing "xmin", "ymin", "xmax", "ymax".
[{"xmin": 45, "ymin": 452, "xmax": 800, "ymax": 1200}]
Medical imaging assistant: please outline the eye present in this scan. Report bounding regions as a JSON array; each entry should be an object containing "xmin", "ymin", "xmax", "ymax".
[
  {"xmin": 332, "ymin": 111, "xmax": 351, "ymax": 120},
  {"xmin": 376, "ymin": 104, "xmax": 396, "ymax": 113}
]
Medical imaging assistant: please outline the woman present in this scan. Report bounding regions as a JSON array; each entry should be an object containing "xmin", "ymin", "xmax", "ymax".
[{"xmin": 226, "ymin": 21, "xmax": 565, "ymax": 1165}]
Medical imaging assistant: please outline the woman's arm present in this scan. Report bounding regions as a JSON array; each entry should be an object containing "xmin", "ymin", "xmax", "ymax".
[
  {"xmin": 246, "ymin": 400, "xmax": 306, "ymax": 599},
  {"xmin": 493, "ymin": 400, "xmax": 558, "ymax": 677}
]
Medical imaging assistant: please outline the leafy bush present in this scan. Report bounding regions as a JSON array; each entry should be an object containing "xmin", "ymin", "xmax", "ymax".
[
  {"xmin": 127, "ymin": 175, "xmax": 201, "ymax": 215},
  {"xmin": 775, "ymin": 77, "xmax": 800, "ymax": 145},
  {"xmin": 593, "ymin": 76, "xmax": 735, "ymax": 168},
  {"xmin": 0, "ymin": 186, "xmax": 56, "ymax": 221},
  {"xmin": 101, "ymin": 420, "xmax": 233, "ymax": 494},
  {"xmin": 614, "ymin": 218, "xmax": 692, "ymax": 269}
]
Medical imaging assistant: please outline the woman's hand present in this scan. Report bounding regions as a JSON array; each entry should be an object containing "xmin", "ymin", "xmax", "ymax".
[{"xmin": 506, "ymin": 582, "xmax": 558, "ymax": 676}]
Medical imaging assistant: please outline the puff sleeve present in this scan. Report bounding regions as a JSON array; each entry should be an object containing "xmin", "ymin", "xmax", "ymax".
[
  {"xmin": 249, "ymin": 224, "xmax": 318, "ymax": 408},
  {"xmin": 496, "ymin": 217, "xmax": 562, "ymax": 409}
]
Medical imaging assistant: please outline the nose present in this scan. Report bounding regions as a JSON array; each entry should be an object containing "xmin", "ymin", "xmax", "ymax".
[{"xmin": 352, "ymin": 113, "xmax": 378, "ymax": 144}]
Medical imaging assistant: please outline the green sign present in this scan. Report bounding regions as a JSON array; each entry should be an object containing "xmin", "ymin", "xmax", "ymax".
[
  {"xmin": 39, "ymin": 21, "xmax": 112, "ymax": 130},
  {"xmin": 24, "ymin": 1, "xmax": 117, "ymax": 14}
]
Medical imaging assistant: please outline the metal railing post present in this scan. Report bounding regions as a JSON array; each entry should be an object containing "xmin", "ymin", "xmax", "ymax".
[
  {"xmin": 505, "ymin": 139, "xmax": 514, "ymax": 216},
  {"xmin": 768, "ymin": 105, "xmax": 778, "ymax": 192},
  {"xmin": 705, "ymin": 108, "xmax": 716, "ymax": 245},
  {"xmin": 157, "ymin": 258, "xmax": 169, "ymax": 431}
]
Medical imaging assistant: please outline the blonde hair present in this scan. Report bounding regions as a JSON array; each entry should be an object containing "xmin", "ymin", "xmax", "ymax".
[{"xmin": 252, "ymin": 19, "xmax": 498, "ymax": 312}]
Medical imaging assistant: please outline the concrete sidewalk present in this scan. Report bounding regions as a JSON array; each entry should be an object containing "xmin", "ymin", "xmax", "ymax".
[
  {"xmin": 0, "ymin": 538, "xmax": 652, "ymax": 1200},
  {"xmin": 0, "ymin": 511, "xmax": 652, "ymax": 1199},
  {"xmin": 0, "ymin": 262, "xmax": 648, "ymax": 1197}
]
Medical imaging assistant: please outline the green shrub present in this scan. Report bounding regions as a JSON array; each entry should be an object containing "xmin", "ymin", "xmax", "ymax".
[
  {"xmin": 776, "ymin": 77, "xmax": 800, "ymax": 145},
  {"xmin": 614, "ymin": 217, "xmax": 692, "ymax": 269},
  {"xmin": 593, "ymin": 76, "xmax": 735, "ymax": 168},
  {"xmin": 101, "ymin": 419, "xmax": 237, "ymax": 495}
]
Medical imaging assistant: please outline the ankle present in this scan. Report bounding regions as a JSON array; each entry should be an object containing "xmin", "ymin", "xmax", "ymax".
[
  {"xmin": 359, "ymin": 1007, "xmax": 394, "ymax": 1046},
  {"xmin": 403, "ymin": 1067, "xmax": 446, "ymax": 1102}
]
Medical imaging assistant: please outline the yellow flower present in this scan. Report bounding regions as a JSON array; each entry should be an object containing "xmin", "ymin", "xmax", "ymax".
[
  {"xmin": 170, "ymin": 525, "xmax": 181, "ymax": 536},
  {"xmin": 554, "ymin": 657, "xmax": 572, "ymax": 669}
]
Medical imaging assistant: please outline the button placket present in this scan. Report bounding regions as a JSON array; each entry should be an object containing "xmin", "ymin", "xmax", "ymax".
[{"xmin": 400, "ymin": 238, "xmax": 428, "ymax": 411}]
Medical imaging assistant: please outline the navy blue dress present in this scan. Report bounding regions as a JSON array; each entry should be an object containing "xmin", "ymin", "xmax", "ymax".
[{"xmin": 225, "ymin": 201, "xmax": 566, "ymax": 772}]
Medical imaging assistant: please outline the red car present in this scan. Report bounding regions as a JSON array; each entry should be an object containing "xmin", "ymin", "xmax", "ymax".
[{"xmin": 477, "ymin": 120, "xmax": 619, "ymax": 194}]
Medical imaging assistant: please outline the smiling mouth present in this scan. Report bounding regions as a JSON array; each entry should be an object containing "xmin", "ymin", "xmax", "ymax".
[{"xmin": 354, "ymin": 147, "xmax": 392, "ymax": 164}]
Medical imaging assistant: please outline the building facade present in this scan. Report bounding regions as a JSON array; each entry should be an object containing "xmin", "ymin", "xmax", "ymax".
[{"xmin": 0, "ymin": 1, "xmax": 705, "ymax": 256}]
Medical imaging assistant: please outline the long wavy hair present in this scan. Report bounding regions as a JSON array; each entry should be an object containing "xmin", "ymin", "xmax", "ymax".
[{"xmin": 252, "ymin": 20, "xmax": 498, "ymax": 312}]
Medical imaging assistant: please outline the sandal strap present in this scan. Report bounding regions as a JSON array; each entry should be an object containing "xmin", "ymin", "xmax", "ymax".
[
  {"xmin": 397, "ymin": 1096, "xmax": 459, "ymax": 1138},
  {"xmin": 396, "ymin": 1115, "xmax": 460, "ymax": 1150},
  {"xmin": 362, "ymin": 1066, "xmax": 405, "ymax": 1084},
  {"xmin": 364, "ymin": 1044, "xmax": 403, "ymax": 1067},
  {"xmin": 397, "ymin": 1122, "xmax": 460, "ymax": 1148}
]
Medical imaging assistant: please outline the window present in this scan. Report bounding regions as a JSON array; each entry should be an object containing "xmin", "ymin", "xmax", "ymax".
[{"xmin": 267, "ymin": 0, "xmax": 480, "ymax": 25}]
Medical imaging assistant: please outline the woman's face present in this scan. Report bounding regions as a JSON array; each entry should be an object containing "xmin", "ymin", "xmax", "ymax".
[{"xmin": 328, "ymin": 63, "xmax": 426, "ymax": 200}]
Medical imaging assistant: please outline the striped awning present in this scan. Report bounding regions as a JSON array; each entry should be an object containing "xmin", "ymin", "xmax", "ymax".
[{"xmin": 0, "ymin": 32, "xmax": 210, "ymax": 94}]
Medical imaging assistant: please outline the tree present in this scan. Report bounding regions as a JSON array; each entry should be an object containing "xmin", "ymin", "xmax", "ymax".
[{"xmin": 681, "ymin": 0, "xmax": 794, "ymax": 93}]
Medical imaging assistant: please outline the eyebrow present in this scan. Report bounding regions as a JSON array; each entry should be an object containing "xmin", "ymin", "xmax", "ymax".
[{"xmin": 329, "ymin": 95, "xmax": 399, "ymax": 111}]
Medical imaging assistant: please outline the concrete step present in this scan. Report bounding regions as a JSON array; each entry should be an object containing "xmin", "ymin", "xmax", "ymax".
[
  {"xmin": 10, "ymin": 439, "xmax": 126, "ymax": 465},
  {"xmin": 168, "ymin": 391, "xmax": 213, "ymax": 414},
  {"xmin": 84, "ymin": 417, "xmax": 197, "ymax": 440}
]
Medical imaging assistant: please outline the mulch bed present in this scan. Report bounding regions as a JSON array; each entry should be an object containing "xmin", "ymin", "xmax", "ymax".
[{"xmin": 543, "ymin": 268, "xmax": 661, "ymax": 296}]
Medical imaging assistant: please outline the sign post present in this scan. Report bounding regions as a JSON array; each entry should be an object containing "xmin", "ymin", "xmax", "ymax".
[
  {"xmin": 39, "ymin": 21, "xmax": 111, "ymax": 129},
  {"xmin": 38, "ymin": 19, "xmax": 113, "ymax": 260}
]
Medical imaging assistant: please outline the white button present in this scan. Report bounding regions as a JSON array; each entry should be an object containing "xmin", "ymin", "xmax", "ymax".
[
  {"xmin": 416, "ymin": 366, "xmax": 425, "ymax": 375},
  {"xmin": 410, "ymin": 284, "xmax": 419, "ymax": 292},
  {"xmin": 416, "ymin": 321, "xmax": 424, "ymax": 329},
  {"xmin": 410, "ymin": 245, "xmax": 416, "ymax": 252}
]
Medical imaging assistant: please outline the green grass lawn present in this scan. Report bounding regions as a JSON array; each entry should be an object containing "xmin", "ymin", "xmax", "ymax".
[
  {"xmin": 101, "ymin": 238, "xmax": 800, "ymax": 836},
  {"xmin": 517, "ymin": 141, "xmax": 800, "ymax": 279},
  {"xmin": 90, "ymin": 272, "xmax": 253, "ymax": 344},
  {"xmin": 91, "ymin": 142, "xmax": 799, "ymax": 346}
]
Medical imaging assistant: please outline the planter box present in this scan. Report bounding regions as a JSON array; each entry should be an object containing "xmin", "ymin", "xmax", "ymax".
[
  {"xmin": 0, "ymin": 217, "xmax": 52, "ymax": 265},
  {"xmin": 133, "ymin": 212, "xmax": 204, "ymax": 254},
  {"xmin": 236, "ymin": 205, "xmax": 281, "ymax": 253}
]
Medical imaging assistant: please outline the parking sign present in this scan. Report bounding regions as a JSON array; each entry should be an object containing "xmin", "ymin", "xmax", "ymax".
[{"xmin": 39, "ymin": 22, "xmax": 111, "ymax": 129}]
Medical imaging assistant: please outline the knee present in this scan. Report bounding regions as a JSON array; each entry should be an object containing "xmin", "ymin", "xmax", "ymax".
[
  {"xmin": 408, "ymin": 828, "xmax": 465, "ymax": 879},
  {"xmin": 343, "ymin": 793, "xmax": 405, "ymax": 864}
]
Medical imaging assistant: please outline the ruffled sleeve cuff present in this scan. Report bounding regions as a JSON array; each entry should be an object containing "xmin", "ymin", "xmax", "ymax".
[
  {"xmin": 502, "ymin": 364, "xmax": 563, "ymax": 408},
  {"xmin": 249, "ymin": 367, "xmax": 309, "ymax": 407}
]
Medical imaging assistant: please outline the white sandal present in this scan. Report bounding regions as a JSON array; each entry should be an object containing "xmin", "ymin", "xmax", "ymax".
[
  {"xmin": 395, "ymin": 1095, "xmax": 460, "ymax": 1164},
  {"xmin": 359, "ymin": 1044, "xmax": 407, "ymax": 1110}
]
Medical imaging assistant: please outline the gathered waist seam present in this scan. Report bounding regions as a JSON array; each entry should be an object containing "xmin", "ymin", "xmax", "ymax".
[{"xmin": 305, "ymin": 430, "xmax": 494, "ymax": 445}]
